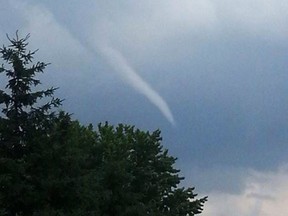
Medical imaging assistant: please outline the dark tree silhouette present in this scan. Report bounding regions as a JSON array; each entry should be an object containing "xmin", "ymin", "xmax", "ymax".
[
  {"xmin": 0, "ymin": 32, "xmax": 61, "ymax": 159},
  {"xmin": 0, "ymin": 33, "xmax": 207, "ymax": 216}
]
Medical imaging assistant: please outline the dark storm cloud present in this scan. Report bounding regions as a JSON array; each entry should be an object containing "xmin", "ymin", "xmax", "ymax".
[{"xmin": 2, "ymin": 1, "xmax": 288, "ymax": 215}]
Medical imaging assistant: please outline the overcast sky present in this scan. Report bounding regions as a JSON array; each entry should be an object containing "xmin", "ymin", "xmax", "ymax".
[{"xmin": 1, "ymin": 0, "xmax": 288, "ymax": 215}]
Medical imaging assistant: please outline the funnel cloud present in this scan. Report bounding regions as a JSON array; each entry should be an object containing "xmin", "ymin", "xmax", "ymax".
[{"xmin": 98, "ymin": 45, "xmax": 175, "ymax": 126}]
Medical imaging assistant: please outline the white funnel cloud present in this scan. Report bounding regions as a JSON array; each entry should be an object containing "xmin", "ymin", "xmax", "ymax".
[{"xmin": 98, "ymin": 45, "xmax": 175, "ymax": 126}]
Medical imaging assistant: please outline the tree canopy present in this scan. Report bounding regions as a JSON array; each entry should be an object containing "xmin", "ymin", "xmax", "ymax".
[{"xmin": 0, "ymin": 32, "xmax": 207, "ymax": 215}]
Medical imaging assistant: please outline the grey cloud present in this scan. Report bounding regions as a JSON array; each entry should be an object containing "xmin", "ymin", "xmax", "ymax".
[
  {"xmin": 201, "ymin": 164, "xmax": 288, "ymax": 216},
  {"xmin": 246, "ymin": 193, "xmax": 275, "ymax": 201},
  {"xmin": 2, "ymin": 0, "xmax": 288, "ymax": 202}
]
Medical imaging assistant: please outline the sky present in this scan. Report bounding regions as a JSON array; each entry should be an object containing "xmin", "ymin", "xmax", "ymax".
[{"xmin": 1, "ymin": 0, "xmax": 288, "ymax": 215}]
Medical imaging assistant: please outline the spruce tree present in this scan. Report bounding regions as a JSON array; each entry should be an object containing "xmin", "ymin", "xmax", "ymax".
[
  {"xmin": 0, "ymin": 31, "xmax": 61, "ymax": 159},
  {"xmin": 0, "ymin": 32, "xmax": 62, "ymax": 215}
]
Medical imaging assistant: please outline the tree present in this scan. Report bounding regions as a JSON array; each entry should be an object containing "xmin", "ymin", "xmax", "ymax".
[
  {"xmin": 95, "ymin": 123, "xmax": 207, "ymax": 216},
  {"xmin": 0, "ymin": 31, "xmax": 61, "ymax": 159},
  {"xmin": 23, "ymin": 114, "xmax": 103, "ymax": 215},
  {"xmin": 0, "ymin": 32, "xmax": 63, "ymax": 215},
  {"xmin": 0, "ymin": 33, "xmax": 207, "ymax": 215}
]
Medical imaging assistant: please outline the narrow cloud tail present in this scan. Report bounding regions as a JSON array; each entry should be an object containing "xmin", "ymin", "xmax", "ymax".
[{"xmin": 98, "ymin": 45, "xmax": 175, "ymax": 126}]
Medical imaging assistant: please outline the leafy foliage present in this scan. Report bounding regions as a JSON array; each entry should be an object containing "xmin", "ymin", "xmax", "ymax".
[
  {"xmin": 0, "ymin": 33, "xmax": 207, "ymax": 215},
  {"xmin": 95, "ymin": 123, "xmax": 207, "ymax": 216}
]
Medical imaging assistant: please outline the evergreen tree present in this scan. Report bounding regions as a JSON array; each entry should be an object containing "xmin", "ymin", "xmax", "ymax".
[
  {"xmin": 0, "ymin": 31, "xmax": 61, "ymax": 159},
  {"xmin": 0, "ymin": 32, "xmax": 62, "ymax": 215}
]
